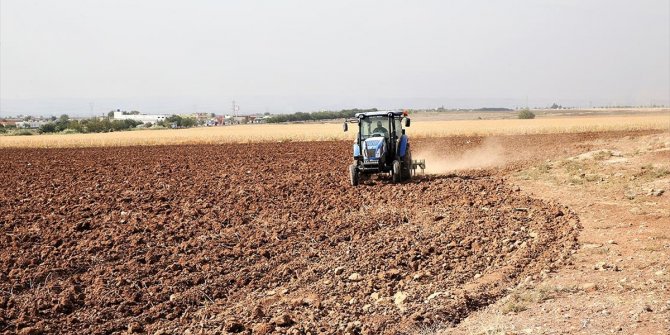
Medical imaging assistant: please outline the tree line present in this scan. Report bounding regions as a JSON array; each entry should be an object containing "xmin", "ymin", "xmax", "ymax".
[
  {"xmin": 265, "ymin": 108, "xmax": 378, "ymax": 123},
  {"xmin": 37, "ymin": 114, "xmax": 145, "ymax": 134},
  {"xmin": 36, "ymin": 114, "xmax": 199, "ymax": 134},
  {"xmin": 3, "ymin": 108, "xmax": 379, "ymax": 134}
]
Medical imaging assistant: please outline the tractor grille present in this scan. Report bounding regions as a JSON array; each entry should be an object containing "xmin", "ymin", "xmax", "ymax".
[{"xmin": 366, "ymin": 148, "xmax": 377, "ymax": 159}]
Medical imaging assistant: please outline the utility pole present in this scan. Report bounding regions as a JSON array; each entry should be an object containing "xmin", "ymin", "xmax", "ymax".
[
  {"xmin": 232, "ymin": 100, "xmax": 239, "ymax": 117},
  {"xmin": 525, "ymin": 95, "xmax": 529, "ymax": 109}
]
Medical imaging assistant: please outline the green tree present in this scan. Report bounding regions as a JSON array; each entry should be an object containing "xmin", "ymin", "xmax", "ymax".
[
  {"xmin": 518, "ymin": 109, "xmax": 536, "ymax": 119},
  {"xmin": 67, "ymin": 120, "xmax": 83, "ymax": 133},
  {"xmin": 54, "ymin": 114, "xmax": 71, "ymax": 132},
  {"xmin": 162, "ymin": 115, "xmax": 197, "ymax": 128},
  {"xmin": 165, "ymin": 115, "xmax": 183, "ymax": 127},
  {"xmin": 181, "ymin": 117, "xmax": 196, "ymax": 128},
  {"xmin": 39, "ymin": 123, "xmax": 57, "ymax": 133}
]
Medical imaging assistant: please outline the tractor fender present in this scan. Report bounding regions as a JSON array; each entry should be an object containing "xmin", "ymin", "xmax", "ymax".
[{"xmin": 398, "ymin": 134, "xmax": 409, "ymax": 158}]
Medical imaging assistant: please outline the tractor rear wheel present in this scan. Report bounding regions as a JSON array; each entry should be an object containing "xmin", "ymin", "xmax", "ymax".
[
  {"xmin": 401, "ymin": 145, "xmax": 412, "ymax": 180},
  {"xmin": 349, "ymin": 164, "xmax": 359, "ymax": 186},
  {"xmin": 392, "ymin": 160, "xmax": 401, "ymax": 183}
]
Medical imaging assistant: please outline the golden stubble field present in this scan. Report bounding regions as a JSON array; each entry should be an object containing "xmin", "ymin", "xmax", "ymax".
[{"xmin": 1, "ymin": 114, "xmax": 668, "ymax": 148}]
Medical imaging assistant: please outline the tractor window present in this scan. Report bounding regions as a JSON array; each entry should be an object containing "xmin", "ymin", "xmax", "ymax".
[
  {"xmin": 394, "ymin": 118, "xmax": 403, "ymax": 138},
  {"xmin": 360, "ymin": 116, "xmax": 389, "ymax": 139}
]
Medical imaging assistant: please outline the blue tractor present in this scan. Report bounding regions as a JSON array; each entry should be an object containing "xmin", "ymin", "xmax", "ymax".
[{"xmin": 343, "ymin": 110, "xmax": 425, "ymax": 186}]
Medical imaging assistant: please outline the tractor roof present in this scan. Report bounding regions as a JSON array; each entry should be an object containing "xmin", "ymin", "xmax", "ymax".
[{"xmin": 355, "ymin": 110, "xmax": 405, "ymax": 118}]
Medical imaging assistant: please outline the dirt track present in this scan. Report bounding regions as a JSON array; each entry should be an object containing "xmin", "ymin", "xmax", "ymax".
[{"xmin": 2, "ymin": 132, "xmax": 647, "ymax": 334}]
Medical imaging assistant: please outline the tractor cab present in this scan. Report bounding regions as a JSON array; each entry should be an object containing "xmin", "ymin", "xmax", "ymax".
[{"xmin": 344, "ymin": 110, "xmax": 424, "ymax": 186}]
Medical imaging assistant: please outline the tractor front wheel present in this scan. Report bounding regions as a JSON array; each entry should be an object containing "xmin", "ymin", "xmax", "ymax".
[
  {"xmin": 349, "ymin": 164, "xmax": 359, "ymax": 186},
  {"xmin": 392, "ymin": 160, "xmax": 401, "ymax": 183}
]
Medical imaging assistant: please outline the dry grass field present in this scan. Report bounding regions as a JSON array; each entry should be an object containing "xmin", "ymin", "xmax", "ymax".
[{"xmin": 1, "ymin": 114, "xmax": 668, "ymax": 148}]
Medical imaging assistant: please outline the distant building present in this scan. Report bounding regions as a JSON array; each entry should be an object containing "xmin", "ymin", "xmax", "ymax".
[
  {"xmin": 192, "ymin": 113, "xmax": 211, "ymax": 121},
  {"xmin": 221, "ymin": 115, "xmax": 246, "ymax": 125},
  {"xmin": 251, "ymin": 115, "xmax": 269, "ymax": 124},
  {"xmin": 15, "ymin": 121, "xmax": 47, "ymax": 129},
  {"xmin": 242, "ymin": 115, "xmax": 269, "ymax": 124},
  {"xmin": 0, "ymin": 119, "xmax": 19, "ymax": 127},
  {"xmin": 113, "ymin": 111, "xmax": 168, "ymax": 124}
]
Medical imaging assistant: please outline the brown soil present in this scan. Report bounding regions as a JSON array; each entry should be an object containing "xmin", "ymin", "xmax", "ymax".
[
  {"xmin": 452, "ymin": 130, "xmax": 670, "ymax": 335},
  {"xmin": 0, "ymin": 130, "xmax": 661, "ymax": 334}
]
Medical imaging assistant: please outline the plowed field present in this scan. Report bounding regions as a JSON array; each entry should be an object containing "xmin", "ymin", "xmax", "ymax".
[{"xmin": 0, "ymin": 135, "xmax": 594, "ymax": 334}]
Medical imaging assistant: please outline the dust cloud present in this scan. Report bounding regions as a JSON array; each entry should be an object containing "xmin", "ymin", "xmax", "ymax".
[{"xmin": 415, "ymin": 138, "xmax": 506, "ymax": 174}]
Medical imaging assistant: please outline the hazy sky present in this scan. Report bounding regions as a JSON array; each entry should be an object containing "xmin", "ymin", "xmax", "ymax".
[{"xmin": 1, "ymin": 0, "xmax": 668, "ymax": 116}]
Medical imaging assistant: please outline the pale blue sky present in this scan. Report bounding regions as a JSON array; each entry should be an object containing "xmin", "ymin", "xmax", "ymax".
[{"xmin": 1, "ymin": 0, "xmax": 668, "ymax": 116}]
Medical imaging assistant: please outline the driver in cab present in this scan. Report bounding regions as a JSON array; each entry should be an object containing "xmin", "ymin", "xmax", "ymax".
[{"xmin": 372, "ymin": 121, "xmax": 388, "ymax": 137}]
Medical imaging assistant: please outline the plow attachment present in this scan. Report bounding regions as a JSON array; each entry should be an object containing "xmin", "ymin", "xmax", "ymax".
[{"xmin": 410, "ymin": 159, "xmax": 426, "ymax": 175}]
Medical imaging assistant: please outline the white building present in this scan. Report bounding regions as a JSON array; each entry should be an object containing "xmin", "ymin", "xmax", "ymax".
[
  {"xmin": 15, "ymin": 121, "xmax": 48, "ymax": 129},
  {"xmin": 113, "ymin": 111, "xmax": 169, "ymax": 124}
]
